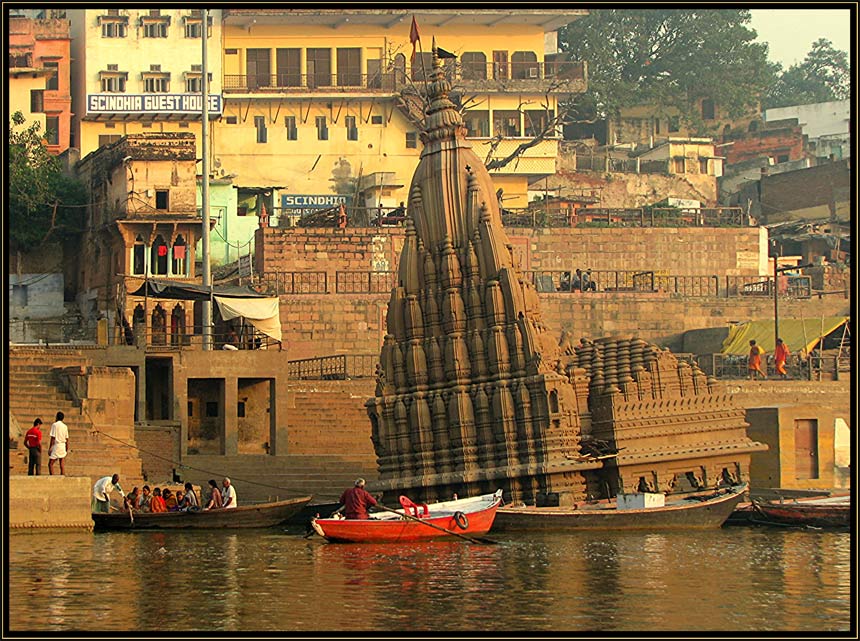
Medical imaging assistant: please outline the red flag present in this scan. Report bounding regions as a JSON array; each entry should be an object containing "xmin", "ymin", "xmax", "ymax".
[{"xmin": 410, "ymin": 16, "xmax": 420, "ymax": 55}]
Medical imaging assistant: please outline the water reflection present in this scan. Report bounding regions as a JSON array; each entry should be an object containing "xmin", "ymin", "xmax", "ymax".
[{"xmin": 7, "ymin": 528, "xmax": 851, "ymax": 633}]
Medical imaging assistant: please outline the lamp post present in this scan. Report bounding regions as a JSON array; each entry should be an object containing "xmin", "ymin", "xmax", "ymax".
[{"xmin": 201, "ymin": 8, "xmax": 212, "ymax": 350}]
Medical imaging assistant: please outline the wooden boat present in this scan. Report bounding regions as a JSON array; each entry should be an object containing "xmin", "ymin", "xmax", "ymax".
[
  {"xmin": 310, "ymin": 490, "xmax": 503, "ymax": 543},
  {"xmin": 92, "ymin": 495, "xmax": 313, "ymax": 530},
  {"xmin": 493, "ymin": 484, "xmax": 747, "ymax": 532},
  {"xmin": 749, "ymin": 495, "xmax": 851, "ymax": 529}
]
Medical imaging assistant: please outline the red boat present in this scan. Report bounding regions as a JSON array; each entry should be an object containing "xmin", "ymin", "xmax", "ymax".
[
  {"xmin": 750, "ymin": 495, "xmax": 851, "ymax": 529},
  {"xmin": 310, "ymin": 490, "xmax": 503, "ymax": 543}
]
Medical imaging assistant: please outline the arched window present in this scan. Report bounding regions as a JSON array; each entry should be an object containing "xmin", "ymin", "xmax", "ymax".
[
  {"xmin": 392, "ymin": 53, "xmax": 406, "ymax": 88},
  {"xmin": 151, "ymin": 235, "xmax": 168, "ymax": 275},
  {"xmin": 133, "ymin": 304, "xmax": 146, "ymax": 327},
  {"xmin": 461, "ymin": 52, "xmax": 486, "ymax": 80},
  {"xmin": 511, "ymin": 51, "xmax": 538, "ymax": 79},
  {"xmin": 132, "ymin": 234, "xmax": 146, "ymax": 275},
  {"xmin": 151, "ymin": 304, "xmax": 167, "ymax": 345},
  {"xmin": 171, "ymin": 303, "xmax": 186, "ymax": 346},
  {"xmin": 171, "ymin": 235, "xmax": 188, "ymax": 276}
]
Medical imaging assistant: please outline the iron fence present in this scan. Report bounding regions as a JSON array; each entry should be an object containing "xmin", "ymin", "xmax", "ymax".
[
  {"xmin": 336, "ymin": 271, "xmax": 396, "ymax": 294},
  {"xmin": 261, "ymin": 271, "xmax": 328, "ymax": 295},
  {"xmin": 287, "ymin": 354, "xmax": 377, "ymax": 380}
]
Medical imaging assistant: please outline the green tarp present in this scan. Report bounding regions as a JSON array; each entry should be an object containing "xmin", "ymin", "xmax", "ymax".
[{"xmin": 720, "ymin": 317, "xmax": 849, "ymax": 355}]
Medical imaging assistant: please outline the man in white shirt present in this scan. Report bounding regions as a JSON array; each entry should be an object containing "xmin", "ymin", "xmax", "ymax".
[
  {"xmin": 222, "ymin": 477, "xmax": 238, "ymax": 509},
  {"xmin": 48, "ymin": 411, "xmax": 70, "ymax": 475},
  {"xmin": 92, "ymin": 474, "xmax": 125, "ymax": 513}
]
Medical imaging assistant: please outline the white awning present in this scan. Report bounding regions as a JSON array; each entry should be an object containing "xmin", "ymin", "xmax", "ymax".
[{"xmin": 214, "ymin": 296, "xmax": 282, "ymax": 342}]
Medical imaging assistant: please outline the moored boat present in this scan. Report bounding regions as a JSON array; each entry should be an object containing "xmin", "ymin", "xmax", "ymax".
[
  {"xmin": 493, "ymin": 484, "xmax": 747, "ymax": 532},
  {"xmin": 310, "ymin": 490, "xmax": 503, "ymax": 543},
  {"xmin": 749, "ymin": 495, "xmax": 851, "ymax": 529},
  {"xmin": 92, "ymin": 495, "xmax": 313, "ymax": 530}
]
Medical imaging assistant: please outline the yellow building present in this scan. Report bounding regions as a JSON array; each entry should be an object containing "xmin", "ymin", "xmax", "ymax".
[
  {"xmin": 67, "ymin": 9, "xmax": 223, "ymax": 158},
  {"xmin": 216, "ymin": 9, "xmax": 587, "ymax": 220}
]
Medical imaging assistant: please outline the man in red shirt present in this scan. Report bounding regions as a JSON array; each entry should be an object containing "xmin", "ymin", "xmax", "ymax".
[
  {"xmin": 338, "ymin": 478, "xmax": 378, "ymax": 520},
  {"xmin": 24, "ymin": 418, "xmax": 43, "ymax": 476}
]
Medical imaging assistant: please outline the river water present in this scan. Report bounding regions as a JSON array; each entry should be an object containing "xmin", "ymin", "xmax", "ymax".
[{"xmin": 6, "ymin": 526, "xmax": 851, "ymax": 633}]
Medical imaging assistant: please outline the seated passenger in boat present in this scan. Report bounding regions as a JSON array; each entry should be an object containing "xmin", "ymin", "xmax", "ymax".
[
  {"xmin": 150, "ymin": 487, "xmax": 168, "ymax": 513},
  {"xmin": 204, "ymin": 479, "xmax": 223, "ymax": 510},
  {"xmin": 163, "ymin": 488, "xmax": 178, "ymax": 511},
  {"xmin": 337, "ymin": 478, "xmax": 378, "ymax": 520},
  {"xmin": 136, "ymin": 485, "xmax": 152, "ymax": 512},
  {"xmin": 180, "ymin": 482, "xmax": 200, "ymax": 511},
  {"xmin": 170, "ymin": 490, "xmax": 185, "ymax": 512}
]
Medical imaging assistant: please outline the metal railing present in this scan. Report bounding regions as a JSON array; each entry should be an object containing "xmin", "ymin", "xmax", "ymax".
[
  {"xmin": 223, "ymin": 60, "xmax": 585, "ymax": 94},
  {"xmin": 287, "ymin": 354, "xmax": 377, "ymax": 380},
  {"xmin": 695, "ymin": 352, "xmax": 849, "ymax": 381},
  {"xmin": 260, "ymin": 271, "xmax": 328, "ymax": 295},
  {"xmin": 336, "ymin": 271, "xmax": 396, "ymax": 294}
]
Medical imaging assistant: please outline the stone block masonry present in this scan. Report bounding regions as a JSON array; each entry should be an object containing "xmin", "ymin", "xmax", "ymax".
[{"xmin": 9, "ymin": 476, "xmax": 94, "ymax": 531}]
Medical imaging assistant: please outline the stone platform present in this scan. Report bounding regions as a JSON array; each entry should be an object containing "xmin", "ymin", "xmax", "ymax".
[{"xmin": 8, "ymin": 476, "xmax": 94, "ymax": 531}]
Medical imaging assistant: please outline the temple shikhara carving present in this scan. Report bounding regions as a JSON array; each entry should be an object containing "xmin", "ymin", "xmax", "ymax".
[{"xmin": 366, "ymin": 50, "xmax": 766, "ymax": 505}]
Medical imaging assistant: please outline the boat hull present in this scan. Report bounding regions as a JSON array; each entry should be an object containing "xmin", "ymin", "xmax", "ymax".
[
  {"xmin": 494, "ymin": 485, "xmax": 747, "ymax": 532},
  {"xmin": 752, "ymin": 502, "xmax": 851, "ymax": 528},
  {"xmin": 91, "ymin": 496, "xmax": 313, "ymax": 530},
  {"xmin": 312, "ymin": 491, "xmax": 502, "ymax": 543}
]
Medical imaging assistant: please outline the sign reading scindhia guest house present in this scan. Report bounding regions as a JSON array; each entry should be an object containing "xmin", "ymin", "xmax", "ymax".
[{"xmin": 87, "ymin": 94, "xmax": 223, "ymax": 114}]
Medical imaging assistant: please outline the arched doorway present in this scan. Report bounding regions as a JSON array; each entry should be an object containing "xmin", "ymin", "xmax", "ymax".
[
  {"xmin": 151, "ymin": 304, "xmax": 167, "ymax": 345},
  {"xmin": 171, "ymin": 304, "xmax": 186, "ymax": 347}
]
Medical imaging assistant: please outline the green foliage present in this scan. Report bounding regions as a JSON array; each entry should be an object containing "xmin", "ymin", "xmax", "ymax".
[
  {"xmin": 9, "ymin": 111, "xmax": 86, "ymax": 252},
  {"xmin": 558, "ymin": 9, "xmax": 779, "ymax": 132},
  {"xmin": 763, "ymin": 39, "xmax": 850, "ymax": 109}
]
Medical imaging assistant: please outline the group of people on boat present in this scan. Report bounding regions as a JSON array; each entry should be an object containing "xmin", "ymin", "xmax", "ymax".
[{"xmin": 92, "ymin": 475, "xmax": 237, "ymax": 513}]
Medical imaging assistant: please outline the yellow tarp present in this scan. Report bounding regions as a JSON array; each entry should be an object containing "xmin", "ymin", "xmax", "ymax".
[
  {"xmin": 214, "ymin": 296, "xmax": 282, "ymax": 343},
  {"xmin": 720, "ymin": 317, "xmax": 848, "ymax": 355}
]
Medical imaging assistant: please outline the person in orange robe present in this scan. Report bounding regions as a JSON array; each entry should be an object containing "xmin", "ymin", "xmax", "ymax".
[
  {"xmin": 748, "ymin": 340, "xmax": 767, "ymax": 379},
  {"xmin": 774, "ymin": 337, "xmax": 790, "ymax": 379},
  {"xmin": 149, "ymin": 487, "xmax": 168, "ymax": 513}
]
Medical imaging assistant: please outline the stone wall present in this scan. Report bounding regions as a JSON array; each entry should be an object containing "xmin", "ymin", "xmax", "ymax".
[
  {"xmin": 9, "ymin": 476, "xmax": 94, "ymax": 530},
  {"xmin": 134, "ymin": 423, "xmax": 180, "ymax": 485}
]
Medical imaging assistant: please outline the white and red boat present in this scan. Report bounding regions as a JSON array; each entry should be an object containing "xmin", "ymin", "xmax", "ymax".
[{"xmin": 310, "ymin": 490, "xmax": 503, "ymax": 543}]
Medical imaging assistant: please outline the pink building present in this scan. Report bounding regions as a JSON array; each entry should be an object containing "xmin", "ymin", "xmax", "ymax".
[{"xmin": 9, "ymin": 11, "xmax": 73, "ymax": 154}]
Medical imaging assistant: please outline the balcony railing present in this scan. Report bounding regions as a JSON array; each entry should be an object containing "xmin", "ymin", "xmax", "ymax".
[{"xmin": 223, "ymin": 60, "xmax": 586, "ymax": 94}]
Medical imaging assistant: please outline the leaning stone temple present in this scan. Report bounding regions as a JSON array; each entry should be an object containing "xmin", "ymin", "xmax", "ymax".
[{"xmin": 366, "ymin": 51, "xmax": 766, "ymax": 505}]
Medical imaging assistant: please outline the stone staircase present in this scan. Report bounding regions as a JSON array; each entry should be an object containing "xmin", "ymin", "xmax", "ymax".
[
  {"xmin": 8, "ymin": 347, "xmax": 144, "ymax": 488},
  {"xmin": 179, "ymin": 454, "xmax": 379, "ymax": 506}
]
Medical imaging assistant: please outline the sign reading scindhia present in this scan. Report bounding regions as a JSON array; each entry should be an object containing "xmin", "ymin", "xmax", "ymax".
[{"xmin": 87, "ymin": 94, "xmax": 223, "ymax": 114}]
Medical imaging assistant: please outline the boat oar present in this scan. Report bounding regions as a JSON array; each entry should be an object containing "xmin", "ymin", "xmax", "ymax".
[{"xmin": 373, "ymin": 503, "xmax": 496, "ymax": 545}]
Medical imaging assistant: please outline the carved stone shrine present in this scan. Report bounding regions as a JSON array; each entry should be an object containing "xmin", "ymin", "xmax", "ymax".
[{"xmin": 366, "ymin": 51, "xmax": 765, "ymax": 505}]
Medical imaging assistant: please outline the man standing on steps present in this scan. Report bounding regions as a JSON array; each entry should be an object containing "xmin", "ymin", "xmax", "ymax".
[
  {"xmin": 24, "ymin": 418, "xmax": 43, "ymax": 476},
  {"xmin": 48, "ymin": 411, "xmax": 69, "ymax": 475}
]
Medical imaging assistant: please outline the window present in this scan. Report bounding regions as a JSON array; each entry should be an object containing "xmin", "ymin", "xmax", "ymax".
[
  {"xmin": 511, "ymin": 51, "xmax": 539, "ymax": 79},
  {"xmin": 225, "ymin": 116, "xmax": 238, "ymax": 124},
  {"xmin": 699, "ymin": 158, "xmax": 709, "ymax": 174},
  {"xmin": 255, "ymin": 116, "xmax": 268, "ymax": 143},
  {"xmin": 461, "ymin": 52, "xmax": 487, "ymax": 80},
  {"xmin": 44, "ymin": 61, "xmax": 59, "ymax": 91},
  {"xmin": 100, "ymin": 71, "xmax": 127, "ymax": 93},
  {"xmin": 493, "ymin": 110, "xmax": 520, "ymax": 137},
  {"xmin": 672, "ymin": 157, "xmax": 686, "ymax": 173},
  {"xmin": 188, "ymin": 402, "xmax": 193, "ymax": 417},
  {"xmin": 185, "ymin": 71, "xmax": 211, "ymax": 93},
  {"xmin": 284, "ymin": 116, "xmax": 297, "ymax": 140},
  {"xmin": 307, "ymin": 48, "xmax": 332, "ymax": 88},
  {"xmin": 98, "ymin": 134, "xmax": 122, "ymax": 147},
  {"xmin": 143, "ymin": 75, "xmax": 169, "ymax": 93},
  {"xmin": 205, "ymin": 402, "xmax": 219, "ymax": 418},
  {"xmin": 464, "ymin": 111, "xmax": 489, "ymax": 137},
  {"xmin": 276, "ymin": 48, "xmax": 301, "ymax": 87},
  {"xmin": 524, "ymin": 110, "xmax": 554, "ymax": 137},
  {"xmin": 45, "ymin": 116, "xmax": 60, "ymax": 145},
  {"xmin": 371, "ymin": 115, "xmax": 383, "ymax": 125},
  {"xmin": 12, "ymin": 284, "xmax": 28, "ymax": 307},
  {"xmin": 179, "ymin": 122, "xmax": 189, "ymax": 128},
  {"xmin": 777, "ymin": 154, "xmax": 789, "ymax": 163},
  {"xmin": 185, "ymin": 20, "xmax": 202, "ymax": 38},
  {"xmin": 701, "ymin": 98, "xmax": 715, "ymax": 120},
  {"xmin": 337, "ymin": 47, "xmax": 361, "ymax": 86},
  {"xmin": 143, "ymin": 21, "xmax": 168, "ymax": 38},
  {"xmin": 247, "ymin": 48, "xmax": 271, "ymax": 90},
  {"xmin": 406, "ymin": 131, "xmax": 418, "ymax": 148},
  {"xmin": 155, "ymin": 190, "xmax": 169, "ymax": 210},
  {"xmin": 171, "ymin": 236, "xmax": 187, "ymax": 276},
  {"xmin": 668, "ymin": 116, "xmax": 680, "ymax": 133},
  {"xmin": 237, "ymin": 402, "xmax": 246, "ymax": 418},
  {"xmin": 492, "ymin": 51, "xmax": 509, "ymax": 80},
  {"xmin": 10, "ymin": 53, "xmax": 32, "ymax": 68},
  {"xmin": 316, "ymin": 116, "xmax": 328, "ymax": 140},
  {"xmin": 345, "ymin": 115, "xmax": 358, "ymax": 141},
  {"xmin": 151, "ymin": 235, "xmax": 169, "ymax": 275},
  {"xmin": 30, "ymin": 89, "xmax": 44, "ymax": 113},
  {"xmin": 654, "ymin": 117, "xmax": 661, "ymax": 135},
  {"xmin": 133, "ymin": 235, "xmax": 145, "ymax": 275},
  {"xmin": 237, "ymin": 206, "xmax": 248, "ymax": 217},
  {"xmin": 101, "ymin": 20, "xmax": 127, "ymax": 38}
]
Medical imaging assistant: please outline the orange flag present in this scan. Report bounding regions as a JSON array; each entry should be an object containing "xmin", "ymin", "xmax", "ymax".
[{"xmin": 410, "ymin": 16, "xmax": 420, "ymax": 56}]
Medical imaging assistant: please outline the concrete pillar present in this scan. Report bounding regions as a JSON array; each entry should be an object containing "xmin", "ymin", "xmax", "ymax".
[{"xmin": 223, "ymin": 377, "xmax": 238, "ymax": 456}]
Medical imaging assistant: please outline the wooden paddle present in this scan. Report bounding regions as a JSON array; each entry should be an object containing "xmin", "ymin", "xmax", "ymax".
[{"xmin": 373, "ymin": 503, "xmax": 497, "ymax": 545}]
